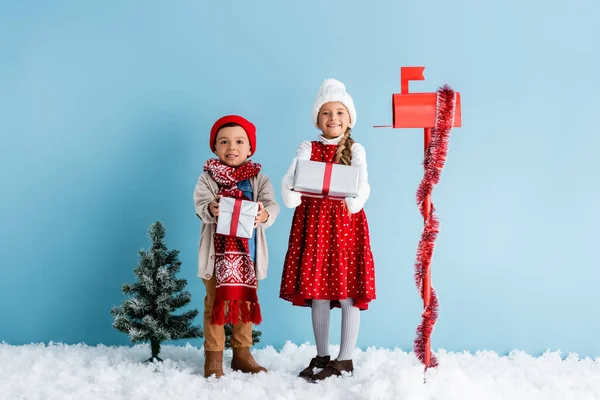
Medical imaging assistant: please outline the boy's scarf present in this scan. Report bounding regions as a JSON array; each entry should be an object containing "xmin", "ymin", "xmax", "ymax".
[{"xmin": 203, "ymin": 158, "xmax": 263, "ymax": 325}]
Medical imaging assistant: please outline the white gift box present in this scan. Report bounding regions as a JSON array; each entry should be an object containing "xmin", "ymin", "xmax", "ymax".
[
  {"xmin": 216, "ymin": 197, "xmax": 259, "ymax": 239},
  {"xmin": 293, "ymin": 159, "xmax": 359, "ymax": 198}
]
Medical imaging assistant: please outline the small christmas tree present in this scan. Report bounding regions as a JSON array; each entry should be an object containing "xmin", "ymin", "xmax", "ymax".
[
  {"xmin": 224, "ymin": 324, "xmax": 262, "ymax": 349},
  {"xmin": 111, "ymin": 221, "xmax": 203, "ymax": 362}
]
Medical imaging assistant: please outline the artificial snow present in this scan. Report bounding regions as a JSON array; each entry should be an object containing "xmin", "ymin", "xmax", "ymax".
[{"xmin": 0, "ymin": 341, "xmax": 598, "ymax": 400}]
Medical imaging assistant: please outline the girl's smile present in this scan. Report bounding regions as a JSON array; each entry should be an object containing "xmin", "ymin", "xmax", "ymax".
[{"xmin": 317, "ymin": 102, "xmax": 351, "ymax": 138}]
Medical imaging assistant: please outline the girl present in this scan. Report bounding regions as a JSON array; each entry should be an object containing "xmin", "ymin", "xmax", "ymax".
[{"xmin": 280, "ymin": 79, "xmax": 375, "ymax": 381}]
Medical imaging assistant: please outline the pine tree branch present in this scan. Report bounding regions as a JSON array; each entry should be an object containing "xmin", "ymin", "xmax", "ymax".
[
  {"xmin": 141, "ymin": 315, "xmax": 170, "ymax": 342},
  {"xmin": 165, "ymin": 250, "xmax": 180, "ymax": 266},
  {"xmin": 119, "ymin": 298, "xmax": 151, "ymax": 319},
  {"xmin": 169, "ymin": 309, "xmax": 199, "ymax": 324},
  {"xmin": 172, "ymin": 279, "xmax": 187, "ymax": 293},
  {"xmin": 169, "ymin": 291, "xmax": 192, "ymax": 310},
  {"xmin": 121, "ymin": 282, "xmax": 150, "ymax": 297},
  {"xmin": 176, "ymin": 325, "xmax": 203, "ymax": 340}
]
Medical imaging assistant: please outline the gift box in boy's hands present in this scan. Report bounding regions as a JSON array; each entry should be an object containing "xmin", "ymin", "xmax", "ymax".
[
  {"xmin": 293, "ymin": 159, "xmax": 359, "ymax": 198},
  {"xmin": 216, "ymin": 197, "xmax": 258, "ymax": 239}
]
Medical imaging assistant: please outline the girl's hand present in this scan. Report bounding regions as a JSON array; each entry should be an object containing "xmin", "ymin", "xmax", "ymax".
[
  {"xmin": 342, "ymin": 199, "xmax": 352, "ymax": 217},
  {"xmin": 209, "ymin": 195, "xmax": 221, "ymax": 217},
  {"xmin": 254, "ymin": 202, "xmax": 269, "ymax": 227}
]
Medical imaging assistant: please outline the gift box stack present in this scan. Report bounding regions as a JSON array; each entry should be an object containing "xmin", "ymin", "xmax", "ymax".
[{"xmin": 293, "ymin": 159, "xmax": 359, "ymax": 199}]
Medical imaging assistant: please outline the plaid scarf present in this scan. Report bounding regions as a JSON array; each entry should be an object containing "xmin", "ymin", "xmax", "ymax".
[{"xmin": 203, "ymin": 158, "xmax": 263, "ymax": 325}]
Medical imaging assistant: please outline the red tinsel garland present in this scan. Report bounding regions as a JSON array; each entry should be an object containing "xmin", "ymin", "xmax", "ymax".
[{"xmin": 414, "ymin": 85, "xmax": 456, "ymax": 369}]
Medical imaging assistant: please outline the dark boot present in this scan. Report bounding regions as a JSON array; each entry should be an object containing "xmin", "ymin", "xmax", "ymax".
[
  {"xmin": 298, "ymin": 355, "xmax": 331, "ymax": 379},
  {"xmin": 204, "ymin": 350, "xmax": 224, "ymax": 378},
  {"xmin": 231, "ymin": 347, "xmax": 267, "ymax": 374},
  {"xmin": 310, "ymin": 359, "xmax": 353, "ymax": 381}
]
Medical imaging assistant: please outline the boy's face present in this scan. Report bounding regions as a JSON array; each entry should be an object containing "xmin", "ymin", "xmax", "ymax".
[
  {"xmin": 317, "ymin": 102, "xmax": 351, "ymax": 139},
  {"xmin": 214, "ymin": 125, "xmax": 252, "ymax": 167}
]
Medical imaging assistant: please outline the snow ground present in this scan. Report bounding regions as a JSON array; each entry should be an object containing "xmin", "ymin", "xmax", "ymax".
[{"xmin": 1, "ymin": 342, "xmax": 598, "ymax": 400}]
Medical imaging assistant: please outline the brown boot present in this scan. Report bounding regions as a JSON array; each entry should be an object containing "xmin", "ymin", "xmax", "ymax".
[
  {"xmin": 310, "ymin": 359, "xmax": 353, "ymax": 381},
  {"xmin": 231, "ymin": 347, "xmax": 267, "ymax": 374},
  {"xmin": 298, "ymin": 355, "xmax": 330, "ymax": 379},
  {"xmin": 204, "ymin": 350, "xmax": 224, "ymax": 378}
]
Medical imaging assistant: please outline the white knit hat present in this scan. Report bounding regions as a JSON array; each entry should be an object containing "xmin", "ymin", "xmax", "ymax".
[{"xmin": 312, "ymin": 78, "xmax": 356, "ymax": 129}]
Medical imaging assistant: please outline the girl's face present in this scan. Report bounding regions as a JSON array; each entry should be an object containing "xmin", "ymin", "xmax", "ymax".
[
  {"xmin": 213, "ymin": 126, "xmax": 252, "ymax": 167},
  {"xmin": 317, "ymin": 102, "xmax": 351, "ymax": 138}
]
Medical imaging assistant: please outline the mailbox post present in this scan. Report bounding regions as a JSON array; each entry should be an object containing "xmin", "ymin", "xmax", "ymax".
[{"xmin": 376, "ymin": 67, "xmax": 461, "ymax": 370}]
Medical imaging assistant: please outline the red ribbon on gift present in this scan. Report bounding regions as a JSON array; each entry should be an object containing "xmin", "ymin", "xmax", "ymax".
[
  {"xmin": 229, "ymin": 198, "xmax": 243, "ymax": 236},
  {"xmin": 322, "ymin": 162, "xmax": 333, "ymax": 196}
]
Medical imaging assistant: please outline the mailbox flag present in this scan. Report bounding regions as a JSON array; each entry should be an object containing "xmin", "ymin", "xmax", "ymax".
[{"xmin": 401, "ymin": 67, "xmax": 425, "ymax": 94}]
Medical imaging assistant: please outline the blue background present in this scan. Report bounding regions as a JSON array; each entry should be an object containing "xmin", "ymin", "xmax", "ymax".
[{"xmin": 1, "ymin": 0, "xmax": 599, "ymax": 358}]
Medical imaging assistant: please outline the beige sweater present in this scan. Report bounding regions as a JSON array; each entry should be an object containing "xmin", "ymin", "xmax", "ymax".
[{"xmin": 193, "ymin": 171, "xmax": 280, "ymax": 281}]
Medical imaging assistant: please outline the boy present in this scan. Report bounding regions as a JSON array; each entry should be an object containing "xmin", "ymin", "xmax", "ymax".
[{"xmin": 193, "ymin": 115, "xmax": 279, "ymax": 377}]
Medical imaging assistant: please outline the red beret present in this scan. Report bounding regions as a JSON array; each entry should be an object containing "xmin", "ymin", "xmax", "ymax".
[{"xmin": 209, "ymin": 115, "xmax": 257, "ymax": 156}]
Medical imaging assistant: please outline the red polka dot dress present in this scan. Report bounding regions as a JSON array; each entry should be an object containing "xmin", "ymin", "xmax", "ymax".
[{"xmin": 279, "ymin": 141, "xmax": 376, "ymax": 310}]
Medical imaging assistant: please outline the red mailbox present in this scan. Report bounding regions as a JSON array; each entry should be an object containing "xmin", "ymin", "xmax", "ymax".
[
  {"xmin": 376, "ymin": 67, "xmax": 461, "ymax": 373},
  {"xmin": 392, "ymin": 66, "xmax": 461, "ymax": 128}
]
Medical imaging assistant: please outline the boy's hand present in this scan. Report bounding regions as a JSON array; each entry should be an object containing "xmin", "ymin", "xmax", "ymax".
[
  {"xmin": 209, "ymin": 195, "xmax": 221, "ymax": 217},
  {"xmin": 254, "ymin": 202, "xmax": 269, "ymax": 227}
]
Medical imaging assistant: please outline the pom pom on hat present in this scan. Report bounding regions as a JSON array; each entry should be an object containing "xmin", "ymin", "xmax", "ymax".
[
  {"xmin": 209, "ymin": 115, "xmax": 257, "ymax": 156},
  {"xmin": 312, "ymin": 78, "xmax": 357, "ymax": 129}
]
